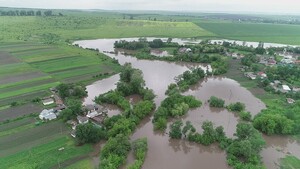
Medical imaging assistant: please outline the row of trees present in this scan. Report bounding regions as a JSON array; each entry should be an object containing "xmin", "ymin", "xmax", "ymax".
[
  {"xmin": 127, "ymin": 138, "xmax": 148, "ymax": 169},
  {"xmin": 0, "ymin": 10, "xmax": 53, "ymax": 16},
  {"xmin": 114, "ymin": 38, "xmax": 175, "ymax": 50}
]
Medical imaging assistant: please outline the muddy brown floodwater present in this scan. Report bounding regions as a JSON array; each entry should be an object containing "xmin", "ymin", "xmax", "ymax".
[{"xmin": 75, "ymin": 38, "xmax": 299, "ymax": 169}]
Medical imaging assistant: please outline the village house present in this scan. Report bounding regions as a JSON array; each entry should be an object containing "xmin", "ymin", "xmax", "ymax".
[
  {"xmin": 50, "ymin": 87, "xmax": 58, "ymax": 93},
  {"xmin": 282, "ymin": 85, "xmax": 291, "ymax": 92},
  {"xmin": 42, "ymin": 98, "xmax": 54, "ymax": 106},
  {"xmin": 257, "ymin": 72, "xmax": 267, "ymax": 79},
  {"xmin": 39, "ymin": 109, "xmax": 57, "ymax": 121},
  {"xmin": 244, "ymin": 72, "xmax": 257, "ymax": 80},
  {"xmin": 85, "ymin": 104, "xmax": 107, "ymax": 117},
  {"xmin": 77, "ymin": 116, "xmax": 89, "ymax": 124},
  {"xmin": 281, "ymin": 58, "xmax": 294, "ymax": 64},
  {"xmin": 178, "ymin": 47, "xmax": 192, "ymax": 53},
  {"xmin": 268, "ymin": 58, "xmax": 277, "ymax": 66}
]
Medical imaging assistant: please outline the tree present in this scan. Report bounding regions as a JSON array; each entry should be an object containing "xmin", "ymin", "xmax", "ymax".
[
  {"xmin": 149, "ymin": 39, "xmax": 164, "ymax": 48},
  {"xmin": 60, "ymin": 108, "xmax": 75, "ymax": 122},
  {"xmin": 133, "ymin": 101, "xmax": 154, "ymax": 119},
  {"xmin": 201, "ymin": 121, "xmax": 217, "ymax": 145},
  {"xmin": 169, "ymin": 120, "xmax": 183, "ymax": 139},
  {"xmin": 66, "ymin": 99, "xmax": 82, "ymax": 114},
  {"xmin": 75, "ymin": 123, "xmax": 107, "ymax": 144},
  {"xmin": 44, "ymin": 10, "xmax": 52, "ymax": 16},
  {"xmin": 153, "ymin": 117, "xmax": 167, "ymax": 131}
]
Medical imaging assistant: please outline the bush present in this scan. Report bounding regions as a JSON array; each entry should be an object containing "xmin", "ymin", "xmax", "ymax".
[
  {"xmin": 209, "ymin": 96, "xmax": 225, "ymax": 108},
  {"xmin": 227, "ymin": 102, "xmax": 246, "ymax": 112},
  {"xmin": 239, "ymin": 111, "xmax": 252, "ymax": 121}
]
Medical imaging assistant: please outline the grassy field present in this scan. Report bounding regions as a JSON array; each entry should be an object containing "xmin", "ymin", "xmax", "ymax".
[
  {"xmin": 197, "ymin": 22, "xmax": 300, "ymax": 45},
  {"xmin": 280, "ymin": 156, "xmax": 300, "ymax": 169},
  {"xmin": 65, "ymin": 158, "xmax": 94, "ymax": 169}
]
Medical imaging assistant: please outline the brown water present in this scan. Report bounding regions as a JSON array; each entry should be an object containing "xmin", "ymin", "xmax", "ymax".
[
  {"xmin": 75, "ymin": 38, "xmax": 298, "ymax": 169},
  {"xmin": 262, "ymin": 135, "xmax": 300, "ymax": 169}
]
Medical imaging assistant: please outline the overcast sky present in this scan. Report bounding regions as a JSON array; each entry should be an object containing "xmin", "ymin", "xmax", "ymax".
[{"xmin": 1, "ymin": 0, "xmax": 300, "ymax": 14}]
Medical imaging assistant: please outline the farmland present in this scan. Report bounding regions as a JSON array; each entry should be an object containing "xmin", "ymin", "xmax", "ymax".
[{"xmin": 197, "ymin": 21, "xmax": 300, "ymax": 45}]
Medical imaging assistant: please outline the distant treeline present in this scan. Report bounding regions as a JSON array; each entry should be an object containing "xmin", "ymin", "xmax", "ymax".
[{"xmin": 0, "ymin": 10, "xmax": 62, "ymax": 16}]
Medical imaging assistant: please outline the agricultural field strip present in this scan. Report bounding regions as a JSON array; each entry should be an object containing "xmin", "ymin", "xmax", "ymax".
[
  {"xmin": 0, "ymin": 136, "xmax": 92, "ymax": 169},
  {"xmin": 10, "ymin": 47, "xmax": 56, "ymax": 55},
  {"xmin": 0, "ymin": 121, "xmax": 69, "ymax": 157},
  {"xmin": 0, "ymin": 76, "xmax": 52, "ymax": 89},
  {"xmin": 0, "ymin": 62, "xmax": 36, "ymax": 77},
  {"xmin": 0, "ymin": 81, "xmax": 60, "ymax": 100},
  {"xmin": 0, "ymin": 90, "xmax": 48, "ymax": 104},
  {"xmin": 0, "ymin": 117, "xmax": 35, "ymax": 132},
  {"xmin": 31, "ymin": 56, "xmax": 100, "ymax": 73},
  {"xmin": 0, "ymin": 78, "xmax": 56, "ymax": 93},
  {"xmin": 51, "ymin": 64, "xmax": 104, "ymax": 79}
]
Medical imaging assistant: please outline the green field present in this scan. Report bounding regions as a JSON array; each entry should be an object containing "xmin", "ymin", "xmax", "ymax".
[
  {"xmin": 197, "ymin": 22, "xmax": 300, "ymax": 45},
  {"xmin": 65, "ymin": 158, "xmax": 94, "ymax": 169},
  {"xmin": 280, "ymin": 156, "xmax": 300, "ymax": 169}
]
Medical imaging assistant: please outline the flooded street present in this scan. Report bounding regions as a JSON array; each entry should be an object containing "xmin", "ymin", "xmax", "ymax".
[{"xmin": 75, "ymin": 38, "xmax": 298, "ymax": 169}]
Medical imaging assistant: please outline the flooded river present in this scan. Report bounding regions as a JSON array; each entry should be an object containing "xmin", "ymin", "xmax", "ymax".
[{"xmin": 75, "ymin": 38, "xmax": 299, "ymax": 169}]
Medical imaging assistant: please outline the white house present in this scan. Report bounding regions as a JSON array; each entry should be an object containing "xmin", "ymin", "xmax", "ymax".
[
  {"xmin": 39, "ymin": 109, "xmax": 57, "ymax": 121},
  {"xmin": 282, "ymin": 85, "xmax": 291, "ymax": 92}
]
